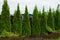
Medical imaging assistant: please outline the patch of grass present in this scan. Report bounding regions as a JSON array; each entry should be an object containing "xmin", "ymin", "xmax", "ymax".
[{"xmin": 0, "ymin": 30, "xmax": 19, "ymax": 37}]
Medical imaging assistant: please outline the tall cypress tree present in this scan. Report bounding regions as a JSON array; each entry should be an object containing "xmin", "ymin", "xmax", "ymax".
[
  {"xmin": 13, "ymin": 4, "xmax": 22, "ymax": 36},
  {"xmin": 1, "ymin": 0, "xmax": 11, "ymax": 32},
  {"xmin": 47, "ymin": 7, "xmax": 55, "ymax": 31},
  {"xmin": 22, "ymin": 6, "xmax": 31, "ymax": 36},
  {"xmin": 55, "ymin": 4, "xmax": 60, "ymax": 30},
  {"xmin": 11, "ymin": 10, "xmax": 16, "ymax": 33},
  {"xmin": 38, "ymin": 11, "xmax": 41, "ymax": 34},
  {"xmin": 31, "ymin": 6, "xmax": 40, "ymax": 35},
  {"xmin": 52, "ymin": 9, "xmax": 56, "ymax": 29},
  {"xmin": 41, "ymin": 7, "xmax": 47, "ymax": 34}
]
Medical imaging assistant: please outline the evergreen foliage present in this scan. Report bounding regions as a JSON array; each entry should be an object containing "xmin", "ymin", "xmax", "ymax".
[
  {"xmin": 55, "ymin": 4, "xmax": 60, "ymax": 30},
  {"xmin": 38, "ymin": 11, "xmax": 41, "ymax": 34},
  {"xmin": 1, "ymin": 0, "xmax": 11, "ymax": 32},
  {"xmin": 13, "ymin": 4, "xmax": 22, "ymax": 36},
  {"xmin": 31, "ymin": 6, "xmax": 40, "ymax": 35},
  {"xmin": 22, "ymin": 6, "xmax": 31, "ymax": 36},
  {"xmin": 41, "ymin": 7, "xmax": 47, "ymax": 34},
  {"xmin": 0, "ymin": 0, "xmax": 60, "ymax": 37},
  {"xmin": 47, "ymin": 7, "xmax": 55, "ymax": 31}
]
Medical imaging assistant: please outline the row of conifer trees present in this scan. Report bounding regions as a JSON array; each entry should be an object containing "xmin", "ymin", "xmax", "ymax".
[{"xmin": 0, "ymin": 0, "xmax": 60, "ymax": 37}]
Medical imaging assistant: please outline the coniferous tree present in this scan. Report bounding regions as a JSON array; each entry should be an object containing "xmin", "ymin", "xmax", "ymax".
[
  {"xmin": 13, "ymin": 4, "xmax": 22, "ymax": 36},
  {"xmin": 47, "ymin": 8, "xmax": 55, "ymax": 31},
  {"xmin": 22, "ymin": 6, "xmax": 31, "ymax": 36},
  {"xmin": 1, "ymin": 0, "xmax": 11, "ymax": 32},
  {"xmin": 52, "ymin": 9, "xmax": 56, "ymax": 30},
  {"xmin": 31, "ymin": 6, "xmax": 40, "ymax": 35},
  {"xmin": 11, "ymin": 10, "xmax": 16, "ymax": 33},
  {"xmin": 55, "ymin": 4, "xmax": 60, "ymax": 30},
  {"xmin": 38, "ymin": 11, "xmax": 41, "ymax": 34},
  {"xmin": 41, "ymin": 7, "xmax": 47, "ymax": 34}
]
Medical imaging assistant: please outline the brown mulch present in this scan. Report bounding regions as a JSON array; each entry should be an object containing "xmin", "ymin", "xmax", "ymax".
[{"xmin": 0, "ymin": 33, "xmax": 60, "ymax": 40}]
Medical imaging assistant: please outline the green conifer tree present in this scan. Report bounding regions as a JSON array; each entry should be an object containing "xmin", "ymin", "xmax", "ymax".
[
  {"xmin": 1, "ymin": 0, "xmax": 11, "ymax": 32},
  {"xmin": 52, "ymin": 9, "xmax": 56, "ymax": 30},
  {"xmin": 55, "ymin": 4, "xmax": 60, "ymax": 30},
  {"xmin": 31, "ymin": 6, "xmax": 40, "ymax": 35},
  {"xmin": 47, "ymin": 7, "xmax": 55, "ymax": 31},
  {"xmin": 38, "ymin": 11, "xmax": 41, "ymax": 34},
  {"xmin": 41, "ymin": 7, "xmax": 47, "ymax": 34},
  {"xmin": 13, "ymin": 4, "xmax": 22, "ymax": 36},
  {"xmin": 22, "ymin": 6, "xmax": 31, "ymax": 36}
]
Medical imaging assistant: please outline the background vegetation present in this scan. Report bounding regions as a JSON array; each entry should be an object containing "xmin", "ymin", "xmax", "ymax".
[{"xmin": 0, "ymin": 0, "xmax": 60, "ymax": 38}]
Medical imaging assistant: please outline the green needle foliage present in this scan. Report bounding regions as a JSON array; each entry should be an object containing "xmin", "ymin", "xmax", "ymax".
[
  {"xmin": 0, "ymin": 0, "xmax": 60, "ymax": 37},
  {"xmin": 11, "ymin": 10, "xmax": 16, "ymax": 33},
  {"xmin": 13, "ymin": 4, "xmax": 22, "ymax": 36},
  {"xmin": 1, "ymin": 0, "xmax": 11, "ymax": 32},
  {"xmin": 22, "ymin": 6, "xmax": 31, "ymax": 37},
  {"xmin": 41, "ymin": 7, "xmax": 47, "ymax": 34},
  {"xmin": 47, "ymin": 7, "xmax": 55, "ymax": 31},
  {"xmin": 38, "ymin": 11, "xmax": 41, "ymax": 19},
  {"xmin": 38, "ymin": 11, "xmax": 41, "ymax": 34},
  {"xmin": 52, "ymin": 9, "xmax": 56, "ymax": 29},
  {"xmin": 55, "ymin": 4, "xmax": 60, "ymax": 30},
  {"xmin": 31, "ymin": 6, "xmax": 40, "ymax": 36}
]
